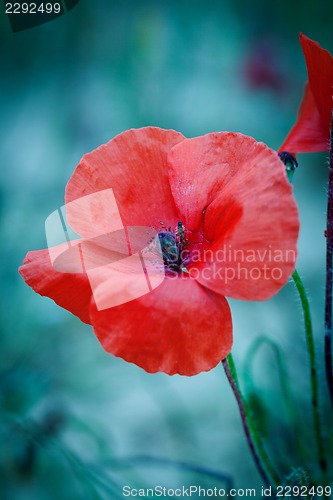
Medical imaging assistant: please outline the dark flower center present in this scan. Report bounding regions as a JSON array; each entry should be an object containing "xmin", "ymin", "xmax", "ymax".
[{"xmin": 158, "ymin": 222, "xmax": 191, "ymax": 274}]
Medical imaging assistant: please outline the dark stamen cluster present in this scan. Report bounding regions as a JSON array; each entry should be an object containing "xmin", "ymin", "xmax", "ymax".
[{"xmin": 158, "ymin": 222, "xmax": 191, "ymax": 274}]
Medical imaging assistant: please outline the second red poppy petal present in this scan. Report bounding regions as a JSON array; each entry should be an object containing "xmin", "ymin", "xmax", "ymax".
[
  {"xmin": 279, "ymin": 83, "xmax": 329, "ymax": 153},
  {"xmin": 300, "ymin": 33, "xmax": 333, "ymax": 138}
]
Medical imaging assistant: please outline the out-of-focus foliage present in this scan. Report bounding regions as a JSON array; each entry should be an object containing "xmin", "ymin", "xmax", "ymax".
[{"xmin": 1, "ymin": 0, "xmax": 333, "ymax": 498}]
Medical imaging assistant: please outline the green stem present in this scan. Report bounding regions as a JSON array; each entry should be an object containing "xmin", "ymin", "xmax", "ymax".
[
  {"xmin": 291, "ymin": 269, "xmax": 326, "ymax": 473},
  {"xmin": 222, "ymin": 354, "xmax": 279, "ymax": 487},
  {"xmin": 281, "ymin": 153, "xmax": 326, "ymax": 474}
]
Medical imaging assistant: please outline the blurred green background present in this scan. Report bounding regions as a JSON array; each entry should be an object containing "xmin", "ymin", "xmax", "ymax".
[{"xmin": 1, "ymin": 0, "xmax": 333, "ymax": 498}]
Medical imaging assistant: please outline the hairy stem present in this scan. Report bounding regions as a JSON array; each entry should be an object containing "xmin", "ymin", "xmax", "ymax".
[
  {"xmin": 325, "ymin": 110, "xmax": 333, "ymax": 408},
  {"xmin": 292, "ymin": 269, "xmax": 326, "ymax": 473},
  {"xmin": 222, "ymin": 355, "xmax": 278, "ymax": 488}
]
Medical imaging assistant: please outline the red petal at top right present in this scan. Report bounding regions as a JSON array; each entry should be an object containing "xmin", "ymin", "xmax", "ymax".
[{"xmin": 280, "ymin": 33, "xmax": 333, "ymax": 154}]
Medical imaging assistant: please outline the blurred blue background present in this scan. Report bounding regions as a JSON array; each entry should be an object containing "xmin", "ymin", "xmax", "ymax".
[{"xmin": 1, "ymin": 0, "xmax": 333, "ymax": 498}]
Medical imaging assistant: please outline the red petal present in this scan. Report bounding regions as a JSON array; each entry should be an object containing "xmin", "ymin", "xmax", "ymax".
[
  {"xmin": 167, "ymin": 132, "xmax": 248, "ymax": 235},
  {"xmin": 89, "ymin": 277, "xmax": 232, "ymax": 376},
  {"xmin": 168, "ymin": 132, "xmax": 299, "ymax": 300},
  {"xmin": 300, "ymin": 33, "xmax": 333, "ymax": 139},
  {"xmin": 279, "ymin": 83, "xmax": 329, "ymax": 153},
  {"xmin": 19, "ymin": 248, "xmax": 93, "ymax": 324},
  {"xmin": 65, "ymin": 127, "xmax": 185, "ymax": 238}
]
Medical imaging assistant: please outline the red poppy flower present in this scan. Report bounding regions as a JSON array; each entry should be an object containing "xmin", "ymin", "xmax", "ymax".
[
  {"xmin": 19, "ymin": 127, "xmax": 299, "ymax": 376},
  {"xmin": 280, "ymin": 33, "xmax": 333, "ymax": 154}
]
